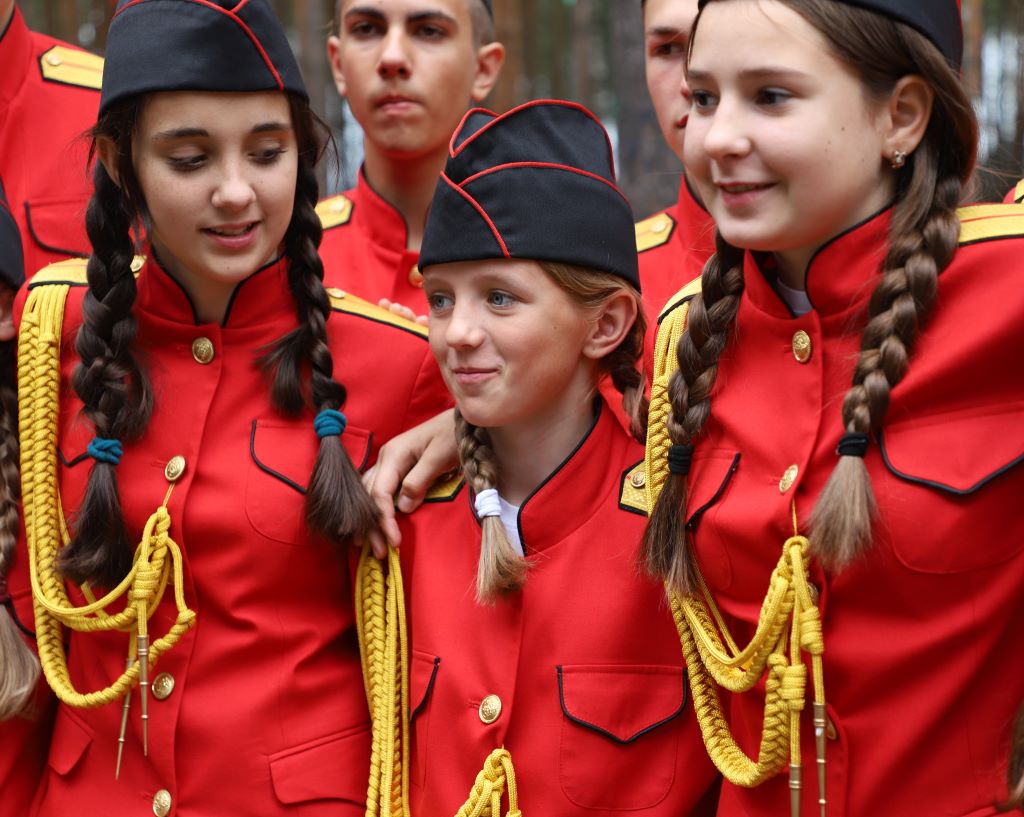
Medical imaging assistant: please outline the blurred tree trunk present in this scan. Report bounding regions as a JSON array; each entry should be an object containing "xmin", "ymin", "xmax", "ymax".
[
  {"xmin": 573, "ymin": 0, "xmax": 593, "ymax": 109},
  {"xmin": 607, "ymin": 1, "xmax": 679, "ymax": 217},
  {"xmin": 491, "ymin": 0, "xmax": 523, "ymax": 112},
  {"xmin": 963, "ymin": 0, "xmax": 984, "ymax": 95}
]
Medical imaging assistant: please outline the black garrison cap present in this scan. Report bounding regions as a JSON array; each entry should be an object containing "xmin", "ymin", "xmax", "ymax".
[
  {"xmin": 698, "ymin": 0, "xmax": 962, "ymax": 68},
  {"xmin": 100, "ymin": 0, "xmax": 307, "ymax": 116},
  {"xmin": 0, "ymin": 181, "xmax": 24, "ymax": 291},
  {"xmin": 420, "ymin": 100, "xmax": 640, "ymax": 290}
]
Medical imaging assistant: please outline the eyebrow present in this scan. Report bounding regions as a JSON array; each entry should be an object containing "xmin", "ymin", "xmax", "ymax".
[
  {"xmin": 686, "ymin": 67, "xmax": 812, "ymax": 82},
  {"xmin": 344, "ymin": 6, "xmax": 458, "ymax": 27},
  {"xmin": 152, "ymin": 121, "xmax": 291, "ymax": 141},
  {"xmin": 646, "ymin": 26, "xmax": 687, "ymax": 38}
]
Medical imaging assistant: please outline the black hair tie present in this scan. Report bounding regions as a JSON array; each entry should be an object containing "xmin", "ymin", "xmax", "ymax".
[
  {"xmin": 0, "ymin": 575, "xmax": 9, "ymax": 606},
  {"xmin": 836, "ymin": 432, "xmax": 870, "ymax": 458},
  {"xmin": 668, "ymin": 444, "xmax": 694, "ymax": 475}
]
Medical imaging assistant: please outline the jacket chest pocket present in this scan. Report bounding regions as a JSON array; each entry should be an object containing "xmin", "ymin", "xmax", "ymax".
[
  {"xmin": 557, "ymin": 664, "xmax": 687, "ymax": 811},
  {"xmin": 878, "ymin": 403, "xmax": 1024, "ymax": 573},
  {"xmin": 409, "ymin": 651, "xmax": 441, "ymax": 786},
  {"xmin": 245, "ymin": 418, "xmax": 372, "ymax": 546}
]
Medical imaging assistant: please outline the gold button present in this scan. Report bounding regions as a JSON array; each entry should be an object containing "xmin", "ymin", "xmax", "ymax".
[
  {"xmin": 408, "ymin": 264, "xmax": 423, "ymax": 287},
  {"xmin": 152, "ymin": 789, "xmax": 172, "ymax": 817},
  {"xmin": 478, "ymin": 694, "xmax": 502, "ymax": 724},
  {"xmin": 651, "ymin": 216, "xmax": 668, "ymax": 234},
  {"xmin": 779, "ymin": 464, "xmax": 799, "ymax": 494},
  {"xmin": 325, "ymin": 287, "xmax": 346, "ymax": 299},
  {"xmin": 164, "ymin": 456, "xmax": 186, "ymax": 482},
  {"xmin": 629, "ymin": 470, "xmax": 646, "ymax": 489},
  {"xmin": 330, "ymin": 199, "xmax": 347, "ymax": 213},
  {"xmin": 825, "ymin": 717, "xmax": 838, "ymax": 741},
  {"xmin": 807, "ymin": 583, "xmax": 820, "ymax": 606},
  {"xmin": 152, "ymin": 672, "xmax": 175, "ymax": 701},
  {"xmin": 130, "ymin": 256, "xmax": 144, "ymax": 272},
  {"xmin": 45, "ymin": 53, "xmax": 62, "ymax": 67},
  {"xmin": 191, "ymin": 337, "xmax": 214, "ymax": 365},
  {"xmin": 792, "ymin": 330, "xmax": 812, "ymax": 364}
]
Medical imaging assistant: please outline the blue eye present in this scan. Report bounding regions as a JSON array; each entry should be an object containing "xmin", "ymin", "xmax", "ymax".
[
  {"xmin": 487, "ymin": 291, "xmax": 516, "ymax": 309},
  {"xmin": 427, "ymin": 292, "xmax": 453, "ymax": 313}
]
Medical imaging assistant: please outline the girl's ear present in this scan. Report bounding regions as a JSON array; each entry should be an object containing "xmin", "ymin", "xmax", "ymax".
[
  {"xmin": 583, "ymin": 290, "xmax": 638, "ymax": 361},
  {"xmin": 96, "ymin": 135, "xmax": 121, "ymax": 187},
  {"xmin": 883, "ymin": 74, "xmax": 934, "ymax": 162}
]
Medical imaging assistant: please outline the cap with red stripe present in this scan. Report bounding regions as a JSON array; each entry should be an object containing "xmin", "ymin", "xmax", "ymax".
[
  {"xmin": 698, "ymin": 0, "xmax": 963, "ymax": 68},
  {"xmin": 100, "ymin": 0, "xmax": 307, "ymax": 116},
  {"xmin": 420, "ymin": 100, "xmax": 640, "ymax": 290}
]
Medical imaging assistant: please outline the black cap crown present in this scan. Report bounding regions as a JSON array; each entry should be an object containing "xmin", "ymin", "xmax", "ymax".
[
  {"xmin": 101, "ymin": 0, "xmax": 307, "ymax": 115},
  {"xmin": 420, "ymin": 100, "xmax": 640, "ymax": 289},
  {"xmin": 698, "ymin": 0, "xmax": 962, "ymax": 68}
]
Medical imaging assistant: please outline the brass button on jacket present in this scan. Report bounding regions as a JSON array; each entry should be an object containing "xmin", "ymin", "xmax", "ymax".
[
  {"xmin": 164, "ymin": 456, "xmax": 186, "ymax": 482},
  {"xmin": 152, "ymin": 672, "xmax": 175, "ymax": 701},
  {"xmin": 792, "ymin": 330, "xmax": 812, "ymax": 363},
  {"xmin": 779, "ymin": 464, "xmax": 799, "ymax": 494},
  {"xmin": 408, "ymin": 264, "xmax": 424, "ymax": 288},
  {"xmin": 191, "ymin": 337, "xmax": 215, "ymax": 365},
  {"xmin": 478, "ymin": 694, "xmax": 502, "ymax": 724},
  {"xmin": 629, "ymin": 470, "xmax": 646, "ymax": 489},
  {"xmin": 152, "ymin": 789, "xmax": 172, "ymax": 817}
]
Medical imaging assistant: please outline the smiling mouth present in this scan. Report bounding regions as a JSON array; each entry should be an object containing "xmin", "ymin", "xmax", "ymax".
[
  {"xmin": 205, "ymin": 223, "xmax": 257, "ymax": 237},
  {"xmin": 719, "ymin": 182, "xmax": 773, "ymax": 194}
]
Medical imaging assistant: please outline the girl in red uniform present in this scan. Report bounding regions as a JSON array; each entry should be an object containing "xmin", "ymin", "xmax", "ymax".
[
  {"xmin": 395, "ymin": 99, "xmax": 719, "ymax": 816},
  {"xmin": 643, "ymin": 1, "xmax": 1024, "ymax": 816},
  {"xmin": 0, "ymin": 1, "xmax": 447, "ymax": 815}
]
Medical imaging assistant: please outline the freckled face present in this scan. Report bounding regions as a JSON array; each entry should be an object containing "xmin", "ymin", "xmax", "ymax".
[
  {"xmin": 131, "ymin": 91, "xmax": 298, "ymax": 310},
  {"xmin": 684, "ymin": 0, "xmax": 894, "ymax": 278}
]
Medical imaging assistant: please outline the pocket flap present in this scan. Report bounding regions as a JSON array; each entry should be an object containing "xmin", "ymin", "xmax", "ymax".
[
  {"xmin": 268, "ymin": 725, "xmax": 370, "ymax": 805},
  {"xmin": 410, "ymin": 651, "xmax": 439, "ymax": 722},
  {"xmin": 24, "ymin": 198, "xmax": 91, "ymax": 258},
  {"xmin": 687, "ymin": 451, "xmax": 741, "ymax": 529},
  {"xmin": 557, "ymin": 664, "xmax": 687, "ymax": 744},
  {"xmin": 880, "ymin": 403, "xmax": 1024, "ymax": 495},
  {"xmin": 48, "ymin": 706, "xmax": 93, "ymax": 776},
  {"xmin": 250, "ymin": 419, "xmax": 373, "ymax": 493}
]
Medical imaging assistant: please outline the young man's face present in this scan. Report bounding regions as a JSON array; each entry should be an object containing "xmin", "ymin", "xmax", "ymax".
[
  {"xmin": 644, "ymin": 0, "xmax": 700, "ymax": 163},
  {"xmin": 328, "ymin": 0, "xmax": 503, "ymax": 161}
]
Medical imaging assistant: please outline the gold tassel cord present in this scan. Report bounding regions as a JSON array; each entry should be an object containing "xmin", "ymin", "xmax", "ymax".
[
  {"xmin": 645, "ymin": 282, "xmax": 828, "ymax": 816},
  {"xmin": 454, "ymin": 749, "xmax": 521, "ymax": 817},
  {"xmin": 17, "ymin": 282, "xmax": 196, "ymax": 767}
]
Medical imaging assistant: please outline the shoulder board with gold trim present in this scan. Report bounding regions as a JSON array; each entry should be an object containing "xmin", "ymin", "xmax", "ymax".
[
  {"xmin": 1009, "ymin": 179, "xmax": 1024, "ymax": 205},
  {"xmin": 956, "ymin": 203, "xmax": 1024, "ymax": 246},
  {"xmin": 423, "ymin": 472, "xmax": 465, "ymax": 503},
  {"xmin": 635, "ymin": 211, "xmax": 676, "ymax": 253},
  {"xmin": 316, "ymin": 194, "xmax": 354, "ymax": 230},
  {"xmin": 39, "ymin": 46, "xmax": 103, "ymax": 91},
  {"xmin": 619, "ymin": 460, "xmax": 647, "ymax": 516},
  {"xmin": 27, "ymin": 255, "xmax": 146, "ymax": 289},
  {"xmin": 325, "ymin": 286, "xmax": 428, "ymax": 338},
  {"xmin": 657, "ymin": 275, "xmax": 703, "ymax": 323}
]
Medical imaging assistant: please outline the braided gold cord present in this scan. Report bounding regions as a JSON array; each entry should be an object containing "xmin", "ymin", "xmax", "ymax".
[
  {"xmin": 455, "ymin": 749, "xmax": 521, "ymax": 817},
  {"xmin": 645, "ymin": 285, "xmax": 828, "ymax": 807},
  {"xmin": 355, "ymin": 544, "xmax": 410, "ymax": 817},
  {"xmin": 17, "ymin": 283, "xmax": 196, "ymax": 711}
]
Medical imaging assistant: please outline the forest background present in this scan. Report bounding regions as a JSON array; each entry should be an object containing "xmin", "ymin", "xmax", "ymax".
[{"xmin": 26, "ymin": 0, "xmax": 1024, "ymax": 217}]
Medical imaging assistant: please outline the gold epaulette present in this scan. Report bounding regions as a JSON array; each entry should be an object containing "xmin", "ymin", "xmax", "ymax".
[
  {"xmin": 635, "ymin": 211, "xmax": 676, "ymax": 253},
  {"xmin": 657, "ymin": 275, "xmax": 703, "ymax": 323},
  {"xmin": 423, "ymin": 471, "xmax": 465, "ymax": 503},
  {"xmin": 1013, "ymin": 179, "xmax": 1024, "ymax": 205},
  {"xmin": 316, "ymin": 194, "xmax": 354, "ymax": 230},
  {"xmin": 957, "ymin": 203, "xmax": 1024, "ymax": 246},
  {"xmin": 27, "ymin": 256, "xmax": 146, "ymax": 289},
  {"xmin": 619, "ymin": 461, "xmax": 646, "ymax": 515},
  {"xmin": 324, "ymin": 286, "xmax": 428, "ymax": 338},
  {"xmin": 39, "ymin": 46, "xmax": 103, "ymax": 91}
]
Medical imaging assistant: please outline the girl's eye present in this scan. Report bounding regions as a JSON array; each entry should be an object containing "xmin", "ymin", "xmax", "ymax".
[
  {"xmin": 168, "ymin": 155, "xmax": 205, "ymax": 172},
  {"xmin": 650, "ymin": 39, "xmax": 686, "ymax": 58},
  {"xmin": 690, "ymin": 90, "xmax": 717, "ymax": 110},
  {"xmin": 427, "ymin": 292, "xmax": 453, "ymax": 313},
  {"xmin": 756, "ymin": 88, "xmax": 792, "ymax": 106},
  {"xmin": 253, "ymin": 147, "xmax": 286, "ymax": 165},
  {"xmin": 487, "ymin": 291, "xmax": 516, "ymax": 309}
]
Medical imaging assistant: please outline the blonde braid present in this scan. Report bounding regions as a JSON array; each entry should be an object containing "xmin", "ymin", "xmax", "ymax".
[{"xmin": 455, "ymin": 410, "xmax": 527, "ymax": 604}]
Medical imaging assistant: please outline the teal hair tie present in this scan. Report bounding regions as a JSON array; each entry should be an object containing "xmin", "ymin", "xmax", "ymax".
[
  {"xmin": 87, "ymin": 437, "xmax": 123, "ymax": 465},
  {"xmin": 314, "ymin": 409, "xmax": 347, "ymax": 439}
]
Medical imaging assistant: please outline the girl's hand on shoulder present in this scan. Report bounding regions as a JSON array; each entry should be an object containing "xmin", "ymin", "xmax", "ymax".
[
  {"xmin": 377, "ymin": 298, "xmax": 428, "ymax": 327},
  {"xmin": 362, "ymin": 408, "xmax": 458, "ymax": 557}
]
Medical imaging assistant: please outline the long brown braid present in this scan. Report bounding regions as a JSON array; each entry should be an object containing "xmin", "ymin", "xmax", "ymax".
[{"xmin": 0, "ymin": 338, "xmax": 39, "ymax": 719}]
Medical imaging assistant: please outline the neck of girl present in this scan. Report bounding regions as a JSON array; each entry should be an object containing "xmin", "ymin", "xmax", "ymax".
[
  {"xmin": 362, "ymin": 144, "xmax": 449, "ymax": 252},
  {"xmin": 487, "ymin": 389, "xmax": 599, "ymax": 507}
]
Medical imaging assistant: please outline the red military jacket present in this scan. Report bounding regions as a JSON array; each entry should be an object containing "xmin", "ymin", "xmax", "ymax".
[
  {"xmin": 661, "ymin": 204, "xmax": 1024, "ymax": 817},
  {"xmin": 1, "ymin": 256, "xmax": 448, "ymax": 817},
  {"xmin": 0, "ymin": 8, "xmax": 98, "ymax": 273},
  {"xmin": 399, "ymin": 402, "xmax": 720, "ymax": 816},
  {"xmin": 317, "ymin": 170, "xmax": 426, "ymax": 309}
]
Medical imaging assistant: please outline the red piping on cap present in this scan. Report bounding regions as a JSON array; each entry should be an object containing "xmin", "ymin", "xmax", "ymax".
[
  {"xmin": 440, "ymin": 173, "xmax": 510, "ymax": 258},
  {"xmin": 449, "ymin": 99, "xmax": 617, "ymax": 181},
  {"xmin": 460, "ymin": 161, "xmax": 631, "ymax": 206},
  {"xmin": 113, "ymin": 0, "xmax": 284, "ymax": 91}
]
